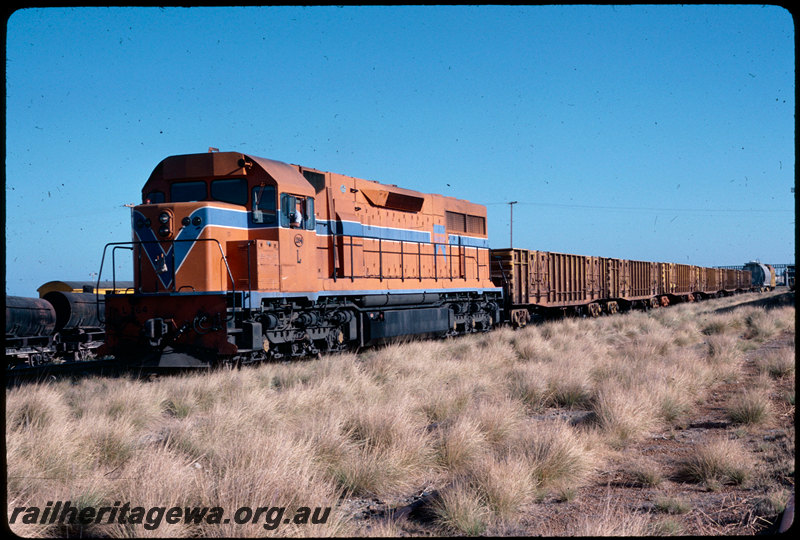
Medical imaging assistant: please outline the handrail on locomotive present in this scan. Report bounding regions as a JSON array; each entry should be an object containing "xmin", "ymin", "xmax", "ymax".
[{"xmin": 95, "ymin": 238, "xmax": 240, "ymax": 323}]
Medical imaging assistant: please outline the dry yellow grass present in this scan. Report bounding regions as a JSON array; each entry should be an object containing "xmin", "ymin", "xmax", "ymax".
[
  {"xmin": 511, "ymin": 419, "xmax": 599, "ymax": 492},
  {"xmin": 6, "ymin": 290, "xmax": 794, "ymax": 536},
  {"xmin": 726, "ymin": 390, "xmax": 774, "ymax": 426},
  {"xmin": 678, "ymin": 437, "xmax": 756, "ymax": 487}
]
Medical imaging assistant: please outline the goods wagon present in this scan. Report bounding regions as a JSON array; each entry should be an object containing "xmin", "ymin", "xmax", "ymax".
[
  {"xmin": 705, "ymin": 267, "xmax": 722, "ymax": 296},
  {"xmin": 739, "ymin": 269, "xmax": 754, "ymax": 291},
  {"xmin": 490, "ymin": 250, "xmax": 662, "ymax": 322},
  {"xmin": 617, "ymin": 259, "xmax": 660, "ymax": 304},
  {"xmin": 491, "ymin": 248, "xmax": 754, "ymax": 325},
  {"xmin": 597, "ymin": 258, "xmax": 660, "ymax": 309},
  {"xmin": 489, "ymin": 249, "xmax": 604, "ymax": 324},
  {"xmin": 723, "ymin": 269, "xmax": 738, "ymax": 292},
  {"xmin": 657, "ymin": 263, "xmax": 697, "ymax": 302},
  {"xmin": 98, "ymin": 151, "xmax": 502, "ymax": 366}
]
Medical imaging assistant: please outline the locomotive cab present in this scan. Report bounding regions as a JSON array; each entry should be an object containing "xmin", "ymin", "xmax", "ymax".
[
  {"xmin": 131, "ymin": 152, "xmax": 317, "ymax": 294},
  {"xmin": 100, "ymin": 152, "xmax": 320, "ymax": 365}
]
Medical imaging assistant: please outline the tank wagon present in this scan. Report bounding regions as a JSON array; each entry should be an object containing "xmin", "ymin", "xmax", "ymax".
[
  {"xmin": 98, "ymin": 152, "xmax": 502, "ymax": 366},
  {"xmin": 96, "ymin": 151, "xmax": 759, "ymax": 367},
  {"xmin": 743, "ymin": 261, "xmax": 776, "ymax": 291},
  {"xmin": 6, "ymin": 290, "xmax": 106, "ymax": 368}
]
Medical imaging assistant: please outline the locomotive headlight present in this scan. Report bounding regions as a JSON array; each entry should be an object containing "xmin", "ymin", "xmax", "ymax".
[
  {"xmin": 158, "ymin": 224, "xmax": 171, "ymax": 237},
  {"xmin": 181, "ymin": 217, "xmax": 191, "ymax": 226},
  {"xmin": 158, "ymin": 212, "xmax": 170, "ymax": 224},
  {"xmin": 192, "ymin": 216, "xmax": 202, "ymax": 226}
]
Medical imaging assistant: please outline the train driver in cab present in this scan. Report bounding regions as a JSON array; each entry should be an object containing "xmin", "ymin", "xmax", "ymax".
[
  {"xmin": 281, "ymin": 193, "xmax": 315, "ymax": 230},
  {"xmin": 290, "ymin": 198, "xmax": 303, "ymax": 228}
]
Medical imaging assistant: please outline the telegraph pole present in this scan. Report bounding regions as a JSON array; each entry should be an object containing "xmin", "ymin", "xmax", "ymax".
[{"xmin": 508, "ymin": 201, "xmax": 518, "ymax": 248}]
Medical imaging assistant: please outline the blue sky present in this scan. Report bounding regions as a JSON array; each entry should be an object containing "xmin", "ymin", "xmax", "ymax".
[{"xmin": 4, "ymin": 5, "xmax": 795, "ymax": 296}]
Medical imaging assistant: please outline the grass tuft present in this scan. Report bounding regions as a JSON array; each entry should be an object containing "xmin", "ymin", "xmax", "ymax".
[
  {"xmin": 625, "ymin": 459, "xmax": 664, "ymax": 487},
  {"xmin": 678, "ymin": 438, "xmax": 754, "ymax": 486},
  {"xmin": 514, "ymin": 420, "xmax": 596, "ymax": 491},
  {"xmin": 756, "ymin": 348, "xmax": 795, "ymax": 378},
  {"xmin": 432, "ymin": 479, "xmax": 491, "ymax": 535},
  {"xmin": 654, "ymin": 495, "xmax": 691, "ymax": 515},
  {"xmin": 726, "ymin": 391, "xmax": 773, "ymax": 426}
]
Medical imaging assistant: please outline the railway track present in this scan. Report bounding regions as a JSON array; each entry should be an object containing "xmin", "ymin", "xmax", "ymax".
[
  {"xmin": 5, "ymin": 357, "xmax": 124, "ymax": 386},
  {"xmin": 4, "ymin": 356, "xmax": 216, "ymax": 387}
]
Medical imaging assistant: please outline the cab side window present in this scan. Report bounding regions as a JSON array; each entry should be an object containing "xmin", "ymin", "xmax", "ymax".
[
  {"xmin": 280, "ymin": 194, "xmax": 315, "ymax": 231},
  {"xmin": 252, "ymin": 185, "xmax": 277, "ymax": 224},
  {"xmin": 304, "ymin": 197, "xmax": 315, "ymax": 230}
]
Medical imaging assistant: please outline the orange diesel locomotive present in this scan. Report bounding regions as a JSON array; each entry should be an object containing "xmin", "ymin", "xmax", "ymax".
[{"xmin": 99, "ymin": 152, "xmax": 502, "ymax": 366}]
